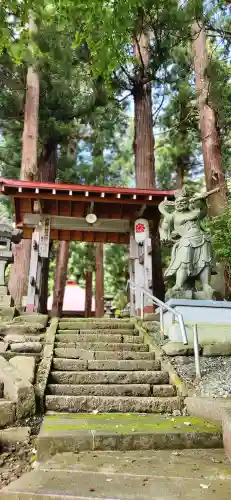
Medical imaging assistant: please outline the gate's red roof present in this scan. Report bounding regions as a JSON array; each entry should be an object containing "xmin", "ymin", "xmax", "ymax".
[{"xmin": 0, "ymin": 177, "xmax": 174, "ymax": 197}]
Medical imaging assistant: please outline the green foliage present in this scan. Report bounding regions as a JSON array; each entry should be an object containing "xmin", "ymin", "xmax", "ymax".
[
  {"xmin": 1, "ymin": 0, "xmax": 231, "ymax": 301},
  {"xmin": 155, "ymin": 44, "xmax": 201, "ymax": 189},
  {"xmin": 104, "ymin": 245, "xmax": 129, "ymax": 296},
  {"xmin": 207, "ymin": 204, "xmax": 231, "ymax": 263}
]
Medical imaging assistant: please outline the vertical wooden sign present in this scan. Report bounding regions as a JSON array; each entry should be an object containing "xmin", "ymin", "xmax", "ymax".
[{"xmin": 39, "ymin": 216, "xmax": 50, "ymax": 258}]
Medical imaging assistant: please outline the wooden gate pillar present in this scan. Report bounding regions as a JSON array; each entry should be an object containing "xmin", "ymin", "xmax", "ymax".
[
  {"xmin": 129, "ymin": 220, "xmax": 154, "ymax": 316},
  {"xmin": 26, "ymin": 229, "xmax": 41, "ymax": 313},
  {"xmin": 26, "ymin": 217, "xmax": 50, "ymax": 313}
]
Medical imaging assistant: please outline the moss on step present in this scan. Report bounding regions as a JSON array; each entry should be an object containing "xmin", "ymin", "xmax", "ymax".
[{"xmin": 42, "ymin": 413, "xmax": 221, "ymax": 435}]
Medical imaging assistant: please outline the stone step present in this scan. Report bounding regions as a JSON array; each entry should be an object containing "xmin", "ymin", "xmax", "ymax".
[
  {"xmin": 54, "ymin": 342, "xmax": 149, "ymax": 352},
  {"xmin": 58, "ymin": 328, "xmax": 137, "ymax": 336},
  {"xmin": 3, "ymin": 448, "xmax": 229, "ymax": 499},
  {"xmin": 37, "ymin": 413, "xmax": 223, "ymax": 461},
  {"xmin": 45, "ymin": 395, "xmax": 183, "ymax": 413},
  {"xmin": 52, "ymin": 359, "xmax": 88, "ymax": 371},
  {"xmin": 3, "ymin": 442, "xmax": 229, "ymax": 500},
  {"xmin": 123, "ymin": 335, "xmax": 143, "ymax": 343},
  {"xmin": 152, "ymin": 385, "xmax": 176, "ymax": 397},
  {"xmin": 55, "ymin": 333, "xmax": 123, "ymax": 343},
  {"xmin": 94, "ymin": 350, "xmax": 155, "ymax": 360},
  {"xmin": 54, "ymin": 347, "xmax": 93, "ymax": 360},
  {"xmin": 47, "ymin": 383, "xmax": 152, "ymax": 397},
  {"xmin": 58, "ymin": 321, "xmax": 134, "ymax": 330},
  {"xmin": 50, "ymin": 370, "xmax": 169, "ymax": 385},
  {"xmin": 0, "ymin": 400, "xmax": 16, "ymax": 428},
  {"xmin": 87, "ymin": 360, "xmax": 161, "ymax": 371},
  {"xmin": 54, "ymin": 347, "xmax": 155, "ymax": 360}
]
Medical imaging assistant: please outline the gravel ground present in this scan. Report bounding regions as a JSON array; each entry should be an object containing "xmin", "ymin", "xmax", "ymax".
[
  {"xmin": 172, "ymin": 355, "xmax": 231, "ymax": 398},
  {"xmin": 145, "ymin": 322, "xmax": 231, "ymax": 398},
  {"xmin": 0, "ymin": 415, "xmax": 42, "ymax": 489}
]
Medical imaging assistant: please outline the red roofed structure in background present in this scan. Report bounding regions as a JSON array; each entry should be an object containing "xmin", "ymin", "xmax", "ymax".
[
  {"xmin": 47, "ymin": 281, "xmax": 95, "ymax": 316},
  {"xmin": 0, "ymin": 177, "xmax": 174, "ymax": 315},
  {"xmin": 0, "ymin": 178, "xmax": 174, "ymax": 244}
]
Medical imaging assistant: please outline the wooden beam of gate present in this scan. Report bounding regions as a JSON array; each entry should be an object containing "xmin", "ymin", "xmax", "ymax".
[{"xmin": 23, "ymin": 214, "xmax": 130, "ymax": 233}]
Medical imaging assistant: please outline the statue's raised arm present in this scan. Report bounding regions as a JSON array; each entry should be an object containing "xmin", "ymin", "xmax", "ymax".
[
  {"xmin": 188, "ymin": 187, "xmax": 220, "ymax": 220},
  {"xmin": 158, "ymin": 197, "xmax": 175, "ymax": 242}
]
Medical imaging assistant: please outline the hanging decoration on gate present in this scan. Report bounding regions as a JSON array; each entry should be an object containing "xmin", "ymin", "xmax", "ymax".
[{"xmin": 134, "ymin": 218, "xmax": 149, "ymax": 245}]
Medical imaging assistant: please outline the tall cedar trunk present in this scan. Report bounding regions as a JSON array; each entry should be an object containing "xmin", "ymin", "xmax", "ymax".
[
  {"xmin": 192, "ymin": 22, "xmax": 227, "ymax": 216},
  {"xmin": 8, "ymin": 16, "xmax": 39, "ymax": 307},
  {"xmin": 92, "ymin": 144, "xmax": 104, "ymax": 318},
  {"xmin": 84, "ymin": 243, "xmax": 94, "ymax": 317},
  {"xmin": 151, "ymin": 212, "xmax": 165, "ymax": 301},
  {"xmin": 175, "ymin": 165, "xmax": 185, "ymax": 189},
  {"xmin": 95, "ymin": 243, "xmax": 104, "ymax": 317},
  {"xmin": 38, "ymin": 141, "xmax": 57, "ymax": 313},
  {"xmin": 133, "ymin": 31, "xmax": 165, "ymax": 300},
  {"xmin": 51, "ymin": 241, "xmax": 69, "ymax": 317},
  {"xmin": 85, "ymin": 270, "xmax": 93, "ymax": 317},
  {"xmin": 38, "ymin": 139, "xmax": 57, "ymax": 182},
  {"xmin": 51, "ymin": 138, "xmax": 77, "ymax": 316},
  {"xmin": 133, "ymin": 33, "xmax": 155, "ymax": 188},
  {"xmin": 175, "ymin": 104, "xmax": 188, "ymax": 189}
]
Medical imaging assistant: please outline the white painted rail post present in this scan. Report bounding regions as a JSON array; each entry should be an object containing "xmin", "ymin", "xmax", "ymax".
[{"xmin": 193, "ymin": 324, "xmax": 201, "ymax": 379}]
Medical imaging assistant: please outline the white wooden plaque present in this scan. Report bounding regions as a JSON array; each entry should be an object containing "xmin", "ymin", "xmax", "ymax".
[{"xmin": 39, "ymin": 217, "xmax": 50, "ymax": 258}]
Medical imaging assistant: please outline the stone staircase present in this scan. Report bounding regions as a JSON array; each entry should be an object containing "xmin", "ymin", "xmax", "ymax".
[
  {"xmin": 1, "ymin": 317, "xmax": 229, "ymax": 499},
  {"xmin": 45, "ymin": 318, "xmax": 182, "ymax": 414}
]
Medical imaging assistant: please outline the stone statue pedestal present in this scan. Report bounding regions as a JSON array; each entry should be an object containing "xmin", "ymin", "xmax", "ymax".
[{"xmin": 163, "ymin": 299, "xmax": 231, "ymax": 343}]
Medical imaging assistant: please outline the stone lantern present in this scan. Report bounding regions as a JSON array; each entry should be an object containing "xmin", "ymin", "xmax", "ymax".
[{"xmin": 0, "ymin": 216, "xmax": 22, "ymax": 304}]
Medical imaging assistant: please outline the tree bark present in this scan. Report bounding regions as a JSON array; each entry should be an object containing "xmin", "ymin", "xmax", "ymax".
[
  {"xmin": 133, "ymin": 30, "xmax": 165, "ymax": 300},
  {"xmin": 151, "ymin": 213, "xmax": 165, "ymax": 302},
  {"xmin": 175, "ymin": 104, "xmax": 189, "ymax": 190},
  {"xmin": 133, "ymin": 33, "xmax": 155, "ymax": 188},
  {"xmin": 175, "ymin": 165, "xmax": 185, "ymax": 189},
  {"xmin": 95, "ymin": 243, "xmax": 104, "ymax": 317},
  {"xmin": 192, "ymin": 22, "xmax": 227, "ymax": 216},
  {"xmin": 38, "ymin": 140, "xmax": 57, "ymax": 312},
  {"xmin": 38, "ymin": 139, "xmax": 57, "ymax": 182},
  {"xmin": 51, "ymin": 241, "xmax": 69, "ymax": 317},
  {"xmin": 85, "ymin": 270, "xmax": 93, "ymax": 317},
  {"xmin": 51, "ymin": 137, "xmax": 75, "ymax": 317},
  {"xmin": 8, "ymin": 16, "xmax": 39, "ymax": 307}
]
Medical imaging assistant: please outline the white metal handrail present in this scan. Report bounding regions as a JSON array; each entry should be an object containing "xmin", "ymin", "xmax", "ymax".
[
  {"xmin": 128, "ymin": 280, "xmax": 188, "ymax": 345},
  {"xmin": 128, "ymin": 280, "xmax": 201, "ymax": 379}
]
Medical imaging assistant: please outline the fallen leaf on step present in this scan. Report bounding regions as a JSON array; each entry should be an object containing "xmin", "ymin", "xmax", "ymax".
[{"xmin": 200, "ymin": 484, "xmax": 209, "ymax": 489}]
